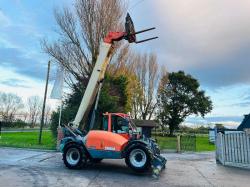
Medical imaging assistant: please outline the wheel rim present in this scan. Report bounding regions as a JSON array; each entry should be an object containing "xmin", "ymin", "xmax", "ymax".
[
  {"xmin": 66, "ymin": 148, "xmax": 80, "ymax": 166},
  {"xmin": 129, "ymin": 149, "xmax": 147, "ymax": 168}
]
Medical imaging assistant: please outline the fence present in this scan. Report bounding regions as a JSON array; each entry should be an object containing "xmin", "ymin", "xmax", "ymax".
[
  {"xmin": 180, "ymin": 134, "xmax": 196, "ymax": 151},
  {"xmin": 156, "ymin": 134, "xmax": 196, "ymax": 152},
  {"xmin": 216, "ymin": 131, "xmax": 250, "ymax": 169}
]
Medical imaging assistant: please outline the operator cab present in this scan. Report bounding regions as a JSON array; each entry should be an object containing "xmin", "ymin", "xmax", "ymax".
[{"xmin": 102, "ymin": 112, "xmax": 139, "ymax": 139}]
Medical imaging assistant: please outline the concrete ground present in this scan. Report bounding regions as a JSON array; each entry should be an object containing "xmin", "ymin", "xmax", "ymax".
[{"xmin": 0, "ymin": 147, "xmax": 250, "ymax": 187}]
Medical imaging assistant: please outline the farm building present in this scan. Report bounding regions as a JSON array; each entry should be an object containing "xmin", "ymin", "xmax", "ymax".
[
  {"xmin": 237, "ymin": 114, "xmax": 250, "ymax": 131},
  {"xmin": 132, "ymin": 119, "xmax": 157, "ymax": 138}
]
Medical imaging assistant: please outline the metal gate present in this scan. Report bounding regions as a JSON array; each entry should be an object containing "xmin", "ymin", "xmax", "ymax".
[
  {"xmin": 180, "ymin": 134, "xmax": 196, "ymax": 152},
  {"xmin": 216, "ymin": 131, "xmax": 250, "ymax": 169}
]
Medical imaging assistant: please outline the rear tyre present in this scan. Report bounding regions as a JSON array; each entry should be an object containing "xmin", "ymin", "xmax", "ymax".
[
  {"xmin": 125, "ymin": 145, "xmax": 151, "ymax": 172},
  {"xmin": 63, "ymin": 144, "xmax": 86, "ymax": 169}
]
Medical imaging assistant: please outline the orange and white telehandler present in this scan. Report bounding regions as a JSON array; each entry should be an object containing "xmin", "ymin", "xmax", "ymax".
[{"xmin": 59, "ymin": 13, "xmax": 166, "ymax": 178}]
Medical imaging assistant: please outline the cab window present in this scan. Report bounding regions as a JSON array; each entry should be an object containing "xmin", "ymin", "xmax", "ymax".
[{"xmin": 111, "ymin": 115, "xmax": 129, "ymax": 133}]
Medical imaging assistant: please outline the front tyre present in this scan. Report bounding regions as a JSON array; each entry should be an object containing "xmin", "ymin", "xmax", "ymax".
[
  {"xmin": 63, "ymin": 144, "xmax": 86, "ymax": 169},
  {"xmin": 125, "ymin": 145, "xmax": 151, "ymax": 172},
  {"xmin": 90, "ymin": 158, "xmax": 103, "ymax": 163}
]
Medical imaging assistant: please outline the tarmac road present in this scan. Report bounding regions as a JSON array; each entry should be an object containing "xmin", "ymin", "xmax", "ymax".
[{"xmin": 0, "ymin": 147, "xmax": 250, "ymax": 187}]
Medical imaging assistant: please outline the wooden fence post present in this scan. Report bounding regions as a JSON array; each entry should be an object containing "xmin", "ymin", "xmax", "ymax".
[{"xmin": 177, "ymin": 135, "xmax": 181, "ymax": 153}]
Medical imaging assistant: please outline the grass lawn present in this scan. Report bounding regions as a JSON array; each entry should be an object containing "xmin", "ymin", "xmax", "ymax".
[
  {"xmin": 0, "ymin": 131, "xmax": 215, "ymax": 152},
  {"xmin": 196, "ymin": 136, "xmax": 215, "ymax": 152},
  {"xmin": 155, "ymin": 135, "xmax": 215, "ymax": 152},
  {"xmin": 0, "ymin": 131, "xmax": 56, "ymax": 150},
  {"xmin": 156, "ymin": 136, "xmax": 177, "ymax": 150}
]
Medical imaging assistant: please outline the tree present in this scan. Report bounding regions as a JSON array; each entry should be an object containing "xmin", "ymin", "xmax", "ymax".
[
  {"xmin": 157, "ymin": 71, "xmax": 213, "ymax": 136},
  {"xmin": 130, "ymin": 53, "xmax": 164, "ymax": 120},
  {"xmin": 0, "ymin": 92, "xmax": 24, "ymax": 122},
  {"xmin": 50, "ymin": 73, "xmax": 130, "ymax": 136},
  {"xmin": 22, "ymin": 111, "xmax": 29, "ymax": 123},
  {"xmin": 43, "ymin": 0, "xmax": 127, "ymax": 88},
  {"xmin": 43, "ymin": 0, "xmax": 130, "ymax": 132},
  {"xmin": 27, "ymin": 96, "xmax": 42, "ymax": 128},
  {"xmin": 44, "ymin": 105, "xmax": 51, "ymax": 126},
  {"xmin": 108, "ymin": 51, "xmax": 166, "ymax": 120}
]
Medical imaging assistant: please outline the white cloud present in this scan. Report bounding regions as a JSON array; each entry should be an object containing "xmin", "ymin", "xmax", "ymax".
[
  {"xmin": 153, "ymin": 0, "xmax": 250, "ymax": 68},
  {"xmin": 0, "ymin": 35, "xmax": 15, "ymax": 48},
  {"xmin": 182, "ymin": 120, "xmax": 239, "ymax": 128},
  {"xmin": 0, "ymin": 10, "xmax": 11, "ymax": 27},
  {"xmin": 210, "ymin": 121, "xmax": 239, "ymax": 129},
  {"xmin": 0, "ymin": 67, "xmax": 58, "ymax": 111}
]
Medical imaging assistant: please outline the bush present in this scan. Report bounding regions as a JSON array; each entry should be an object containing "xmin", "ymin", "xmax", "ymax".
[
  {"xmin": 50, "ymin": 111, "xmax": 60, "ymax": 138},
  {"xmin": 1, "ymin": 119, "xmax": 28, "ymax": 128}
]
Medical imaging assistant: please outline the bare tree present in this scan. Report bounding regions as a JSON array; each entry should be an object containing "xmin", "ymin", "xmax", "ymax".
[
  {"xmin": 130, "ymin": 53, "xmax": 164, "ymax": 120},
  {"xmin": 107, "ymin": 46, "xmax": 142, "ymax": 113},
  {"xmin": 108, "ymin": 50, "xmax": 166, "ymax": 120},
  {"xmin": 44, "ymin": 105, "xmax": 51, "ymax": 126},
  {"xmin": 22, "ymin": 111, "xmax": 29, "ymax": 123},
  {"xmin": 0, "ymin": 92, "xmax": 24, "ymax": 122},
  {"xmin": 43, "ymin": 0, "xmax": 128, "ymax": 89},
  {"xmin": 27, "ymin": 96, "xmax": 42, "ymax": 128}
]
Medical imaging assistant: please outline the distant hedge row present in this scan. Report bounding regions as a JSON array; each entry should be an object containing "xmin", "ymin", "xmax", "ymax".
[{"xmin": 0, "ymin": 120, "xmax": 28, "ymax": 128}]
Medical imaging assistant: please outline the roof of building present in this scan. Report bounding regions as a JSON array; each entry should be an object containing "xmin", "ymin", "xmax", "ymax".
[
  {"xmin": 131, "ymin": 119, "xmax": 158, "ymax": 128},
  {"xmin": 237, "ymin": 114, "xmax": 250, "ymax": 131}
]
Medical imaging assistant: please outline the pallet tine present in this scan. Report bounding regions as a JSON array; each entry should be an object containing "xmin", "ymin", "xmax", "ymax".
[
  {"xmin": 136, "ymin": 37, "xmax": 159, "ymax": 44},
  {"xmin": 133, "ymin": 27, "xmax": 156, "ymax": 35}
]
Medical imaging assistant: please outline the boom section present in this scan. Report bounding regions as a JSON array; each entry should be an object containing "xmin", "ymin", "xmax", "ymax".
[{"xmin": 72, "ymin": 42, "xmax": 112, "ymax": 128}]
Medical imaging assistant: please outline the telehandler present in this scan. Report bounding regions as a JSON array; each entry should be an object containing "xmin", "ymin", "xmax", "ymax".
[{"xmin": 59, "ymin": 13, "xmax": 166, "ymax": 177}]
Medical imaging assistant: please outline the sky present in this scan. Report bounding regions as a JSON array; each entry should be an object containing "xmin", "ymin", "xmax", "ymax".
[{"xmin": 0, "ymin": 0, "xmax": 250, "ymax": 127}]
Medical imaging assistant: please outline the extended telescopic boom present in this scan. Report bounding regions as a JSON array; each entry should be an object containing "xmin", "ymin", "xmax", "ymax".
[{"xmin": 71, "ymin": 13, "xmax": 158, "ymax": 129}]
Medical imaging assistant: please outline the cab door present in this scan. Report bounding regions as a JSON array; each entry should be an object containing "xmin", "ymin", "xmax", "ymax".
[{"xmin": 111, "ymin": 114, "xmax": 130, "ymax": 140}]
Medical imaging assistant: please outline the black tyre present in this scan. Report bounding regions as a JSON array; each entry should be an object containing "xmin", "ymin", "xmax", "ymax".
[
  {"xmin": 63, "ymin": 144, "xmax": 86, "ymax": 169},
  {"xmin": 125, "ymin": 145, "xmax": 151, "ymax": 172},
  {"xmin": 90, "ymin": 158, "xmax": 103, "ymax": 163}
]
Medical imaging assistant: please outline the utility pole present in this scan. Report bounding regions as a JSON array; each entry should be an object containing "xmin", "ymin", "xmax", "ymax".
[{"xmin": 39, "ymin": 61, "xmax": 50, "ymax": 144}]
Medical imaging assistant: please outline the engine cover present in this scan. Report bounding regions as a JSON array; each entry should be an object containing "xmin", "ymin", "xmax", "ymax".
[{"xmin": 85, "ymin": 130, "xmax": 128, "ymax": 152}]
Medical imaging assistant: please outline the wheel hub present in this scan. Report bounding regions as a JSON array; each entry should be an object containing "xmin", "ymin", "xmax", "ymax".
[
  {"xmin": 66, "ymin": 148, "xmax": 80, "ymax": 166},
  {"xmin": 129, "ymin": 149, "xmax": 147, "ymax": 168},
  {"xmin": 72, "ymin": 152, "xmax": 79, "ymax": 160},
  {"xmin": 135, "ymin": 153, "xmax": 143, "ymax": 162}
]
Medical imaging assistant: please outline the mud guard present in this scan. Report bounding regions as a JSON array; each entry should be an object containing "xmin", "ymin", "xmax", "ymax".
[
  {"xmin": 59, "ymin": 136, "xmax": 92, "ymax": 160},
  {"xmin": 122, "ymin": 139, "xmax": 149, "ymax": 158}
]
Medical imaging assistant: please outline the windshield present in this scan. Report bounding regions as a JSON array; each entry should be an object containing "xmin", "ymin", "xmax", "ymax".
[{"xmin": 125, "ymin": 117, "xmax": 137, "ymax": 132}]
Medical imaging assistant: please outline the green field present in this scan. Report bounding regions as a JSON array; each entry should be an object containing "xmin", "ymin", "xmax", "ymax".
[
  {"xmin": 0, "ymin": 131, "xmax": 56, "ymax": 150},
  {"xmin": 0, "ymin": 131, "xmax": 215, "ymax": 152},
  {"xmin": 156, "ymin": 136, "xmax": 177, "ymax": 150},
  {"xmin": 155, "ymin": 135, "xmax": 215, "ymax": 152},
  {"xmin": 196, "ymin": 136, "xmax": 215, "ymax": 152}
]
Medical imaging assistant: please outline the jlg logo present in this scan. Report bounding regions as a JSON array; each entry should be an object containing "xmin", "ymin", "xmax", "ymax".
[{"xmin": 105, "ymin": 147, "xmax": 115, "ymax": 151}]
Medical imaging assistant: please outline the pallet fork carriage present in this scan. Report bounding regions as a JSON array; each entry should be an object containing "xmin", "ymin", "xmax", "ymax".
[{"xmin": 59, "ymin": 13, "xmax": 166, "ymax": 178}]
